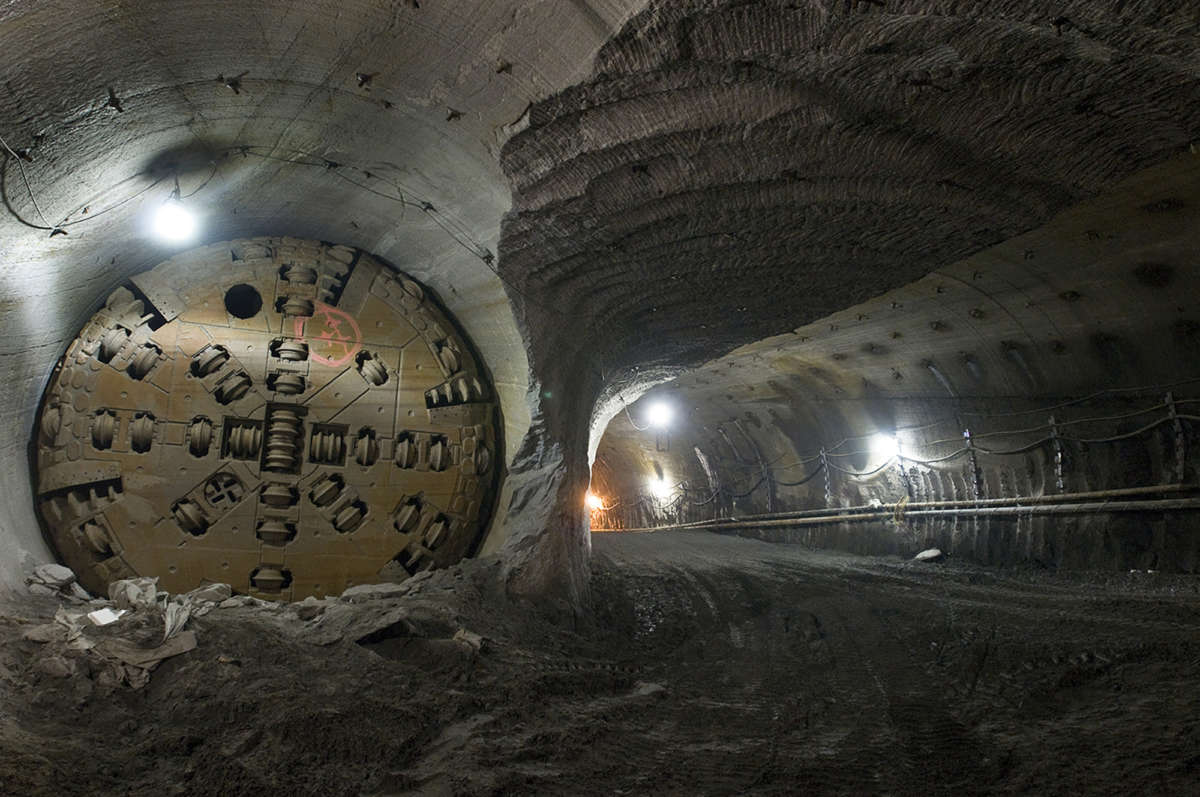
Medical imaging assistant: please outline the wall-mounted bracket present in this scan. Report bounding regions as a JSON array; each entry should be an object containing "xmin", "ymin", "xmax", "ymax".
[
  {"xmin": 962, "ymin": 428, "xmax": 982, "ymax": 499},
  {"xmin": 1048, "ymin": 415, "xmax": 1065, "ymax": 493},
  {"xmin": 1166, "ymin": 392, "xmax": 1186, "ymax": 483}
]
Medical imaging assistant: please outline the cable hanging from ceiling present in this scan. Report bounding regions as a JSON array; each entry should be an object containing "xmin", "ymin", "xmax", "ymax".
[
  {"xmin": 600, "ymin": 395, "xmax": 1199, "ymax": 517},
  {"xmin": 792, "ymin": 376, "xmax": 1200, "ymax": 457}
]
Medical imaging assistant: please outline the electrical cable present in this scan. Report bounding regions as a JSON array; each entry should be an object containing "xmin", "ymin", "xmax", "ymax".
[
  {"xmin": 768, "ymin": 452, "xmax": 825, "ymax": 469},
  {"xmin": 178, "ymin": 160, "xmax": 219, "ymax": 199},
  {"xmin": 826, "ymin": 457, "xmax": 897, "ymax": 478},
  {"xmin": 806, "ymin": 378, "xmax": 1200, "ymax": 456},
  {"xmin": 727, "ymin": 476, "xmax": 767, "ymax": 499},
  {"xmin": 686, "ymin": 490, "xmax": 722, "ymax": 506},
  {"xmin": 619, "ymin": 395, "xmax": 653, "ymax": 431},
  {"xmin": 1060, "ymin": 416, "xmax": 1175, "ymax": 444},
  {"xmin": 902, "ymin": 447, "xmax": 971, "ymax": 464},
  {"xmin": 922, "ymin": 423, "xmax": 1048, "ymax": 447},
  {"xmin": 774, "ymin": 461, "xmax": 825, "ymax": 486},
  {"xmin": 59, "ymin": 175, "xmax": 167, "ymax": 227},
  {"xmin": 1, "ymin": 131, "xmax": 58, "ymax": 232},
  {"xmin": 956, "ymin": 376, "xmax": 1200, "ymax": 417},
  {"xmin": 1, "ymin": 138, "xmax": 571, "ymax": 321},
  {"xmin": 716, "ymin": 393, "xmax": 1196, "ymax": 470},
  {"xmin": 1055, "ymin": 402, "xmax": 1168, "ymax": 427},
  {"xmin": 973, "ymin": 438, "xmax": 1053, "ymax": 456}
]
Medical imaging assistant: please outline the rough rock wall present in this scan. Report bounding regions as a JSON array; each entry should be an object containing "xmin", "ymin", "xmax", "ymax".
[
  {"xmin": 498, "ymin": 0, "xmax": 1199, "ymax": 592},
  {"xmin": 502, "ymin": 0, "xmax": 1199, "ymax": 374}
]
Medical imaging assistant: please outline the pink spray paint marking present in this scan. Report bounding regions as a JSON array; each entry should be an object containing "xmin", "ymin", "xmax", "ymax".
[{"xmin": 294, "ymin": 301, "xmax": 362, "ymax": 367}]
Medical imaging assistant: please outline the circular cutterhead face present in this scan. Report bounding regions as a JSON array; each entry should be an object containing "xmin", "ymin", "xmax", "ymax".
[{"xmin": 34, "ymin": 238, "xmax": 500, "ymax": 600}]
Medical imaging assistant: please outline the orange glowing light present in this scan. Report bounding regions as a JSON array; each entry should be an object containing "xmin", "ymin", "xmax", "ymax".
[{"xmin": 585, "ymin": 492, "xmax": 605, "ymax": 511}]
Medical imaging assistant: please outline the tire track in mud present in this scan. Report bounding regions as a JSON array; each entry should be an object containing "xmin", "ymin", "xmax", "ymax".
[
  {"xmin": 583, "ymin": 531, "xmax": 1200, "ymax": 795},
  {"xmin": 587, "ymin": 534, "xmax": 969, "ymax": 794}
]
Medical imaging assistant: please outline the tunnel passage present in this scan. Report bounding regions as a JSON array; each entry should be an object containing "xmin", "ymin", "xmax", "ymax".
[
  {"xmin": 33, "ymin": 237, "xmax": 500, "ymax": 601},
  {"xmin": 496, "ymin": 0, "xmax": 1200, "ymax": 598},
  {"xmin": 2, "ymin": 0, "xmax": 1198, "ymax": 604},
  {"xmin": 589, "ymin": 157, "xmax": 1200, "ymax": 572}
]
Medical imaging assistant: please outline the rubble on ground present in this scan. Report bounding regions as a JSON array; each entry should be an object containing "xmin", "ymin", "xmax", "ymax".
[
  {"xmin": 26, "ymin": 563, "xmax": 91, "ymax": 602},
  {"xmin": 19, "ymin": 565, "xmax": 239, "ymax": 689},
  {"xmin": 17, "ymin": 562, "xmax": 451, "ymax": 689},
  {"xmin": 340, "ymin": 581, "xmax": 413, "ymax": 603}
]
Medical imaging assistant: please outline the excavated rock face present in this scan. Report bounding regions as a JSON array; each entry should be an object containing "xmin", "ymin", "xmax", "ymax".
[
  {"xmin": 501, "ymin": 0, "xmax": 1199, "ymax": 378},
  {"xmin": 34, "ymin": 238, "xmax": 499, "ymax": 600},
  {"xmin": 496, "ymin": 0, "xmax": 1197, "ymax": 588}
]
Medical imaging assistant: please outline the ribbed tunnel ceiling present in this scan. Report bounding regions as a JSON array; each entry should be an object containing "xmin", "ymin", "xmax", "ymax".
[
  {"xmin": 501, "ymin": 0, "xmax": 1199, "ymax": 380},
  {"xmin": 593, "ymin": 154, "xmax": 1200, "ymax": 519}
]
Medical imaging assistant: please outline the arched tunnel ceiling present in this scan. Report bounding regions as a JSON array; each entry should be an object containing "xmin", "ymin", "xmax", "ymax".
[
  {"xmin": 593, "ymin": 154, "xmax": 1200, "ymax": 513},
  {"xmin": 677, "ymin": 154, "xmax": 1200, "ymax": 407},
  {"xmin": 0, "ymin": 0, "xmax": 647, "ymax": 590},
  {"xmin": 0, "ymin": 0, "xmax": 646, "ymax": 444},
  {"xmin": 500, "ymin": 0, "xmax": 1199, "ymax": 383}
]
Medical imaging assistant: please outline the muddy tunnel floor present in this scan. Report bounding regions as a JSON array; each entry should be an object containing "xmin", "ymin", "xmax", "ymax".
[{"xmin": 2, "ymin": 531, "xmax": 1199, "ymax": 796}]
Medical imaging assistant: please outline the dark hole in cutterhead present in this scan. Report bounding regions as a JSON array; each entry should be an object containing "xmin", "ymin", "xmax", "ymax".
[{"xmin": 224, "ymin": 284, "xmax": 263, "ymax": 319}]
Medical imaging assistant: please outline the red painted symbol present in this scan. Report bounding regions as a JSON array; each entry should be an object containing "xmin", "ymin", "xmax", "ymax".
[{"xmin": 294, "ymin": 302, "xmax": 362, "ymax": 367}]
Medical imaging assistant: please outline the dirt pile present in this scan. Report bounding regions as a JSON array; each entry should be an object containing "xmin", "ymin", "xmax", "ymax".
[{"xmin": 1, "ymin": 532, "xmax": 1198, "ymax": 795}]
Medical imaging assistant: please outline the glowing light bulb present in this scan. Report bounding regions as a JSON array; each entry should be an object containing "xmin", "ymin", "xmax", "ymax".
[
  {"xmin": 870, "ymin": 433, "xmax": 900, "ymax": 459},
  {"xmin": 646, "ymin": 401, "xmax": 673, "ymax": 429},
  {"xmin": 585, "ymin": 492, "xmax": 605, "ymax": 510},
  {"xmin": 648, "ymin": 478, "xmax": 673, "ymax": 499},
  {"xmin": 153, "ymin": 199, "xmax": 197, "ymax": 243}
]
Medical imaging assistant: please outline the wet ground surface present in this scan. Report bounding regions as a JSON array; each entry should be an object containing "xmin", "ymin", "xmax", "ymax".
[{"xmin": 2, "ymin": 530, "xmax": 1198, "ymax": 795}]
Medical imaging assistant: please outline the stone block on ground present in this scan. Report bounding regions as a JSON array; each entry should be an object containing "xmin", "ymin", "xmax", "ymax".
[{"xmin": 32, "ymin": 563, "xmax": 77, "ymax": 588}]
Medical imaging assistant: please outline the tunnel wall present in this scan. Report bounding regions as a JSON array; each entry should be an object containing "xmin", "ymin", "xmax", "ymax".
[
  {"xmin": 696, "ymin": 391, "xmax": 1200, "ymax": 571},
  {"xmin": 591, "ymin": 154, "xmax": 1200, "ymax": 571},
  {"xmin": 596, "ymin": 370, "xmax": 1200, "ymax": 572},
  {"xmin": 4, "ymin": 0, "xmax": 1199, "ymax": 601},
  {"xmin": 499, "ymin": 0, "xmax": 1199, "ymax": 594},
  {"xmin": 0, "ymin": 0, "xmax": 648, "ymax": 594}
]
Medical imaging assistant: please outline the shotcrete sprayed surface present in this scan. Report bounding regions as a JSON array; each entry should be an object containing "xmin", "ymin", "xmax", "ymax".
[{"xmin": 2, "ymin": 531, "xmax": 1198, "ymax": 795}]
